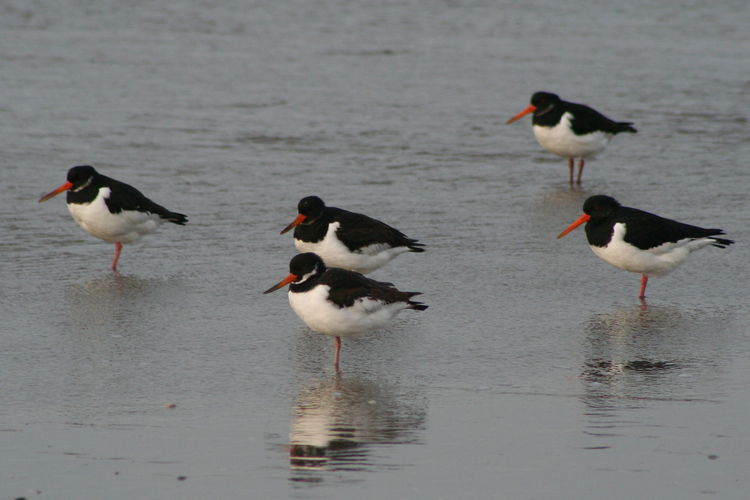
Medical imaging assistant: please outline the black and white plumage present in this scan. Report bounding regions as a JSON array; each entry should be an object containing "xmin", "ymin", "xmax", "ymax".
[
  {"xmin": 39, "ymin": 165, "xmax": 187, "ymax": 271},
  {"xmin": 279, "ymin": 196, "xmax": 424, "ymax": 274},
  {"xmin": 507, "ymin": 92, "xmax": 637, "ymax": 184},
  {"xmin": 264, "ymin": 252, "xmax": 427, "ymax": 371},
  {"xmin": 557, "ymin": 195, "xmax": 734, "ymax": 298}
]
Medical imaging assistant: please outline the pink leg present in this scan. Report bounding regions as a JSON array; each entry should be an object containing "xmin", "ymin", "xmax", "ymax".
[
  {"xmin": 567, "ymin": 158, "xmax": 574, "ymax": 185},
  {"xmin": 576, "ymin": 158, "xmax": 585, "ymax": 185},
  {"xmin": 333, "ymin": 337, "xmax": 341, "ymax": 372},
  {"xmin": 639, "ymin": 274, "xmax": 648, "ymax": 299},
  {"xmin": 112, "ymin": 242, "xmax": 123, "ymax": 272}
]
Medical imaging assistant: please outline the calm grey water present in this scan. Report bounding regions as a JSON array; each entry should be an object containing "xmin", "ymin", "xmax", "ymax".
[{"xmin": 2, "ymin": 1, "xmax": 749, "ymax": 498}]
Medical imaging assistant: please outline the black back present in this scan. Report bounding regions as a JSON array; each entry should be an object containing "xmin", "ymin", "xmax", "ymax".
[
  {"xmin": 530, "ymin": 92, "xmax": 637, "ymax": 135},
  {"xmin": 583, "ymin": 195, "xmax": 733, "ymax": 250},
  {"xmin": 293, "ymin": 196, "xmax": 424, "ymax": 252},
  {"xmin": 288, "ymin": 253, "xmax": 427, "ymax": 310},
  {"xmin": 65, "ymin": 165, "xmax": 187, "ymax": 225}
]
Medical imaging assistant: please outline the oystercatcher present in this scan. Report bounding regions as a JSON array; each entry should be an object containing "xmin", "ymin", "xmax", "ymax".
[
  {"xmin": 263, "ymin": 252, "xmax": 427, "ymax": 371},
  {"xmin": 506, "ymin": 91, "xmax": 637, "ymax": 184},
  {"xmin": 38, "ymin": 165, "xmax": 188, "ymax": 271},
  {"xmin": 279, "ymin": 196, "xmax": 424, "ymax": 274},
  {"xmin": 557, "ymin": 195, "xmax": 734, "ymax": 299}
]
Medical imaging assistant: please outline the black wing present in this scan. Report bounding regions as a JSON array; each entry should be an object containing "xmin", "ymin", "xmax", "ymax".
[
  {"xmin": 324, "ymin": 268, "xmax": 423, "ymax": 308},
  {"xmin": 330, "ymin": 208, "xmax": 424, "ymax": 252},
  {"xmin": 568, "ymin": 102, "xmax": 637, "ymax": 136},
  {"xmin": 620, "ymin": 207, "xmax": 732, "ymax": 250},
  {"xmin": 104, "ymin": 176, "xmax": 188, "ymax": 225}
]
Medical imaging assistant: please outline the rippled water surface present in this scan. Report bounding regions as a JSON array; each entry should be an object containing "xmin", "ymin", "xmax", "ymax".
[{"xmin": 2, "ymin": 1, "xmax": 749, "ymax": 498}]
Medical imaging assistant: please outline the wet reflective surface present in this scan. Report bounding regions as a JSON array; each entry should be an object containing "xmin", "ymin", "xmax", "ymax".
[
  {"xmin": 288, "ymin": 376, "xmax": 426, "ymax": 481},
  {"xmin": 2, "ymin": 0, "xmax": 750, "ymax": 498}
]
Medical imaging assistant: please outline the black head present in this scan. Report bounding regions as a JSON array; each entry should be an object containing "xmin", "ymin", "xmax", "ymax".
[
  {"xmin": 289, "ymin": 252, "xmax": 326, "ymax": 277},
  {"xmin": 297, "ymin": 196, "xmax": 326, "ymax": 218},
  {"xmin": 507, "ymin": 92, "xmax": 562, "ymax": 124},
  {"xmin": 558, "ymin": 194, "xmax": 621, "ymax": 239},
  {"xmin": 66, "ymin": 165, "xmax": 99, "ymax": 188},
  {"xmin": 582, "ymin": 195, "xmax": 621, "ymax": 218},
  {"xmin": 529, "ymin": 92, "xmax": 561, "ymax": 110},
  {"xmin": 39, "ymin": 165, "xmax": 100, "ymax": 203},
  {"xmin": 280, "ymin": 196, "xmax": 328, "ymax": 234},
  {"xmin": 263, "ymin": 252, "xmax": 327, "ymax": 294}
]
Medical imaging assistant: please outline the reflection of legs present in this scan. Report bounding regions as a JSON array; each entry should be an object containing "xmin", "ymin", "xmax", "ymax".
[
  {"xmin": 568, "ymin": 158, "xmax": 574, "ymax": 185},
  {"xmin": 576, "ymin": 158, "xmax": 585, "ymax": 185},
  {"xmin": 639, "ymin": 274, "xmax": 648, "ymax": 299},
  {"xmin": 112, "ymin": 242, "xmax": 123, "ymax": 272},
  {"xmin": 333, "ymin": 336, "xmax": 342, "ymax": 372}
]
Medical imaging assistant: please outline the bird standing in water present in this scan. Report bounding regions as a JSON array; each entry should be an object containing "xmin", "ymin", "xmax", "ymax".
[
  {"xmin": 280, "ymin": 196, "xmax": 424, "ymax": 274},
  {"xmin": 39, "ymin": 165, "xmax": 188, "ymax": 271},
  {"xmin": 558, "ymin": 195, "xmax": 733, "ymax": 299},
  {"xmin": 507, "ymin": 92, "xmax": 636, "ymax": 185},
  {"xmin": 264, "ymin": 253, "xmax": 427, "ymax": 371}
]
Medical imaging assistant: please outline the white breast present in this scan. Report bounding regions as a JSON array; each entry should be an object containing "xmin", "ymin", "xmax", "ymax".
[
  {"xmin": 67, "ymin": 187, "xmax": 163, "ymax": 244},
  {"xmin": 294, "ymin": 222, "xmax": 408, "ymax": 274},
  {"xmin": 590, "ymin": 223, "xmax": 718, "ymax": 277},
  {"xmin": 288, "ymin": 285, "xmax": 410, "ymax": 337},
  {"xmin": 533, "ymin": 112, "xmax": 612, "ymax": 159}
]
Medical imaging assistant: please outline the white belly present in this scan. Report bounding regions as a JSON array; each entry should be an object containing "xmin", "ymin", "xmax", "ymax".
[
  {"xmin": 533, "ymin": 113, "xmax": 612, "ymax": 159},
  {"xmin": 288, "ymin": 286, "xmax": 409, "ymax": 337},
  {"xmin": 67, "ymin": 188, "xmax": 163, "ymax": 244},
  {"xmin": 295, "ymin": 222, "xmax": 408, "ymax": 274},
  {"xmin": 590, "ymin": 223, "xmax": 717, "ymax": 277}
]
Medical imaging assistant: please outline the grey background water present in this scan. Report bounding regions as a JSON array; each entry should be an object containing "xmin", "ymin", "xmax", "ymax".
[{"xmin": 2, "ymin": 0, "xmax": 749, "ymax": 498}]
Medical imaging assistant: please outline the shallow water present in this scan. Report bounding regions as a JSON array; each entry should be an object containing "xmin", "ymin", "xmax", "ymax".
[{"xmin": 2, "ymin": 0, "xmax": 749, "ymax": 498}]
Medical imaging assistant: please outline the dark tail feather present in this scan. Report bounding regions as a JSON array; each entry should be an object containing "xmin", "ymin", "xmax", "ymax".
[
  {"xmin": 407, "ymin": 240, "xmax": 426, "ymax": 252},
  {"xmin": 615, "ymin": 121, "xmax": 637, "ymax": 134},
  {"xmin": 163, "ymin": 212, "xmax": 188, "ymax": 225},
  {"xmin": 405, "ymin": 291, "xmax": 428, "ymax": 310},
  {"xmin": 710, "ymin": 236, "xmax": 734, "ymax": 248}
]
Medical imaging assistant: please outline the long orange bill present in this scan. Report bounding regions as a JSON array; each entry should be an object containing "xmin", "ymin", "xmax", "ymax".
[
  {"xmin": 263, "ymin": 273, "xmax": 299, "ymax": 294},
  {"xmin": 505, "ymin": 104, "xmax": 537, "ymax": 124},
  {"xmin": 557, "ymin": 213, "xmax": 591, "ymax": 239},
  {"xmin": 38, "ymin": 181, "xmax": 74, "ymax": 202},
  {"xmin": 280, "ymin": 214, "xmax": 306, "ymax": 234}
]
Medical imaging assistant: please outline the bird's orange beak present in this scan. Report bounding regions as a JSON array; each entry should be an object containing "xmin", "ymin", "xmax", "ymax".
[
  {"xmin": 263, "ymin": 273, "xmax": 299, "ymax": 294},
  {"xmin": 280, "ymin": 214, "xmax": 306, "ymax": 234},
  {"xmin": 506, "ymin": 104, "xmax": 536, "ymax": 124},
  {"xmin": 38, "ymin": 181, "xmax": 74, "ymax": 202},
  {"xmin": 557, "ymin": 213, "xmax": 591, "ymax": 239}
]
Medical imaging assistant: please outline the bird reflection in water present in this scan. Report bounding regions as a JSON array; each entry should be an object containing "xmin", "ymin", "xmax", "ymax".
[
  {"xmin": 578, "ymin": 304, "xmax": 723, "ymax": 446},
  {"xmin": 288, "ymin": 375, "xmax": 426, "ymax": 481},
  {"xmin": 581, "ymin": 305, "xmax": 687, "ymax": 406},
  {"xmin": 65, "ymin": 274, "xmax": 174, "ymax": 334}
]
